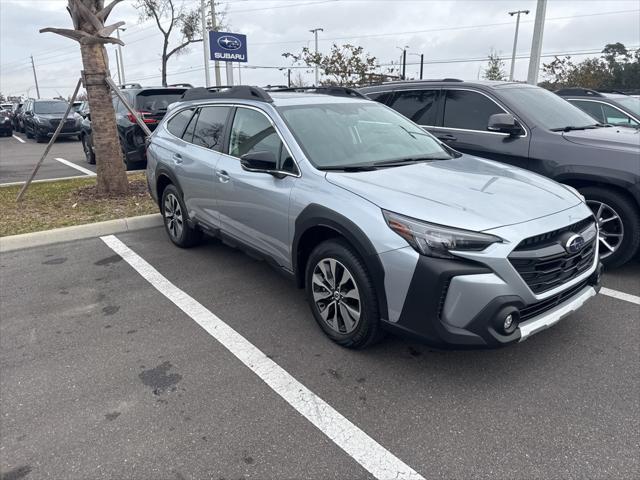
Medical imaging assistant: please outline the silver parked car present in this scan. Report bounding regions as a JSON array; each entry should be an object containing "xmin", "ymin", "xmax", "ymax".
[{"xmin": 146, "ymin": 86, "xmax": 602, "ymax": 349}]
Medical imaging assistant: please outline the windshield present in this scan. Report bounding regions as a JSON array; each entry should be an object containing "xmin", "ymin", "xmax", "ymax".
[
  {"xmin": 278, "ymin": 102, "xmax": 454, "ymax": 169},
  {"xmin": 135, "ymin": 90, "xmax": 185, "ymax": 114},
  {"xmin": 615, "ymin": 96, "xmax": 640, "ymax": 116},
  {"xmin": 34, "ymin": 101, "xmax": 69, "ymax": 114},
  {"xmin": 499, "ymin": 87, "xmax": 597, "ymax": 130}
]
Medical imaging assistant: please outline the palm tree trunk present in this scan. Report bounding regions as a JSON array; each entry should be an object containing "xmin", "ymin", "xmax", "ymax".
[{"xmin": 80, "ymin": 42, "xmax": 128, "ymax": 195}]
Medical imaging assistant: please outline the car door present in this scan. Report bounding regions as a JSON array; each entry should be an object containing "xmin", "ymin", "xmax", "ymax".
[
  {"xmin": 168, "ymin": 105, "xmax": 230, "ymax": 229},
  {"xmin": 430, "ymin": 88, "xmax": 530, "ymax": 169},
  {"xmin": 215, "ymin": 106, "xmax": 298, "ymax": 267}
]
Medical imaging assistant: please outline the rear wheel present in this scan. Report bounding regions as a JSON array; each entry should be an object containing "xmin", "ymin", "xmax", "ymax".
[
  {"xmin": 160, "ymin": 184, "xmax": 202, "ymax": 248},
  {"xmin": 580, "ymin": 186, "xmax": 640, "ymax": 268},
  {"xmin": 305, "ymin": 239, "xmax": 383, "ymax": 349}
]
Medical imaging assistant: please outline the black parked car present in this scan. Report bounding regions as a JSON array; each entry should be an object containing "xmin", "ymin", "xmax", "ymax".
[
  {"xmin": 360, "ymin": 79, "xmax": 640, "ymax": 267},
  {"xmin": 556, "ymin": 88, "xmax": 640, "ymax": 129},
  {"xmin": 0, "ymin": 108, "xmax": 13, "ymax": 136},
  {"xmin": 22, "ymin": 99, "xmax": 82, "ymax": 143},
  {"xmin": 81, "ymin": 85, "xmax": 187, "ymax": 169}
]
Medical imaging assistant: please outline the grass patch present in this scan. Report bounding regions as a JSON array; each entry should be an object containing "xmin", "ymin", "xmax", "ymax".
[{"xmin": 1, "ymin": 172, "xmax": 158, "ymax": 237}]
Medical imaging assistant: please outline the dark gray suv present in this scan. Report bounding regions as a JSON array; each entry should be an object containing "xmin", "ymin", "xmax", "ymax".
[{"xmin": 360, "ymin": 80, "xmax": 640, "ymax": 268}]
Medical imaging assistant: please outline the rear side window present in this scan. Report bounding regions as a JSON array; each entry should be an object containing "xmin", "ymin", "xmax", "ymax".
[
  {"xmin": 192, "ymin": 106, "xmax": 229, "ymax": 150},
  {"xmin": 388, "ymin": 90, "xmax": 439, "ymax": 125},
  {"xmin": 569, "ymin": 100, "xmax": 604, "ymax": 122},
  {"xmin": 166, "ymin": 108, "xmax": 195, "ymax": 138},
  {"xmin": 443, "ymin": 90, "xmax": 504, "ymax": 131},
  {"xmin": 601, "ymin": 103, "xmax": 638, "ymax": 127},
  {"xmin": 366, "ymin": 91, "xmax": 392, "ymax": 104}
]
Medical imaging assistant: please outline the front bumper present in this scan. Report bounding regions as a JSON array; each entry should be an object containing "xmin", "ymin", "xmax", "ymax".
[{"xmin": 379, "ymin": 203, "xmax": 601, "ymax": 348}]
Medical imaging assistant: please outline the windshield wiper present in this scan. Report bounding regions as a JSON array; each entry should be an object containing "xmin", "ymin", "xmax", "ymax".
[
  {"xmin": 398, "ymin": 125, "xmax": 431, "ymax": 138},
  {"xmin": 550, "ymin": 125, "xmax": 599, "ymax": 132},
  {"xmin": 317, "ymin": 165, "xmax": 378, "ymax": 172},
  {"xmin": 373, "ymin": 156, "xmax": 450, "ymax": 167}
]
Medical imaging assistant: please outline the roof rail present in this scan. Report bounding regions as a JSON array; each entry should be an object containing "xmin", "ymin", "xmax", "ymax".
[
  {"xmin": 265, "ymin": 86, "xmax": 367, "ymax": 99},
  {"xmin": 382, "ymin": 78, "xmax": 464, "ymax": 85},
  {"xmin": 555, "ymin": 87, "xmax": 604, "ymax": 97},
  {"xmin": 180, "ymin": 85, "xmax": 273, "ymax": 103},
  {"xmin": 168, "ymin": 83, "xmax": 194, "ymax": 88},
  {"xmin": 119, "ymin": 83, "xmax": 143, "ymax": 89}
]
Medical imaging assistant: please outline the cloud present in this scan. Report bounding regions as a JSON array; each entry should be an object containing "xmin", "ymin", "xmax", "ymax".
[{"xmin": 1, "ymin": 0, "xmax": 638, "ymax": 97}]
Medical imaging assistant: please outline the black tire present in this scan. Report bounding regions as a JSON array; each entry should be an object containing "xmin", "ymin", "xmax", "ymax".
[
  {"xmin": 305, "ymin": 239, "xmax": 384, "ymax": 349},
  {"xmin": 25, "ymin": 125, "xmax": 33, "ymax": 139},
  {"xmin": 160, "ymin": 184, "xmax": 202, "ymax": 248},
  {"xmin": 580, "ymin": 186, "xmax": 640, "ymax": 268},
  {"xmin": 81, "ymin": 135, "xmax": 95, "ymax": 164},
  {"xmin": 36, "ymin": 134, "xmax": 46, "ymax": 143}
]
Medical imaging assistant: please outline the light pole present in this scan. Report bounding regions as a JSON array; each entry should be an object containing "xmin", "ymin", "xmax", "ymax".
[
  {"xmin": 310, "ymin": 27, "xmax": 323, "ymax": 86},
  {"xmin": 409, "ymin": 52, "xmax": 423, "ymax": 80},
  {"xmin": 396, "ymin": 45, "xmax": 409, "ymax": 79},
  {"xmin": 527, "ymin": 0, "xmax": 547, "ymax": 85},
  {"xmin": 116, "ymin": 27, "xmax": 126, "ymax": 84},
  {"xmin": 200, "ymin": 0, "xmax": 210, "ymax": 87},
  {"xmin": 508, "ymin": 9, "xmax": 529, "ymax": 81}
]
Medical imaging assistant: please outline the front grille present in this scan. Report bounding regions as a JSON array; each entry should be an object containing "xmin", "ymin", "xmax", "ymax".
[
  {"xmin": 514, "ymin": 217, "xmax": 595, "ymax": 251},
  {"xmin": 520, "ymin": 280, "xmax": 590, "ymax": 322},
  {"xmin": 50, "ymin": 119, "xmax": 76, "ymax": 131},
  {"xmin": 509, "ymin": 218, "xmax": 597, "ymax": 294}
]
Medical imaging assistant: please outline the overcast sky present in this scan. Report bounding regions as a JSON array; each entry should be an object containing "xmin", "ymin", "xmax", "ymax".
[{"xmin": 1, "ymin": 0, "xmax": 639, "ymax": 98}]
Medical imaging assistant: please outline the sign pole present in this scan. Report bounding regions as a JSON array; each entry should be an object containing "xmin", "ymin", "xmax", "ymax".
[{"xmin": 201, "ymin": 0, "xmax": 210, "ymax": 87}]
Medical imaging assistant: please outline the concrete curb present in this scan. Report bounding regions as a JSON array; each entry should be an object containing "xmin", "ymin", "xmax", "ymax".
[{"xmin": 0, "ymin": 213, "xmax": 163, "ymax": 253}]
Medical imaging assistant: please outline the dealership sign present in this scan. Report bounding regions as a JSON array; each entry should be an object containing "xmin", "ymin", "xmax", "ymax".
[{"xmin": 209, "ymin": 31, "xmax": 247, "ymax": 62}]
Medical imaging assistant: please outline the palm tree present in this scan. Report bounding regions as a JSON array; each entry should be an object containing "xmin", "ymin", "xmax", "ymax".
[{"xmin": 41, "ymin": 0, "xmax": 128, "ymax": 195}]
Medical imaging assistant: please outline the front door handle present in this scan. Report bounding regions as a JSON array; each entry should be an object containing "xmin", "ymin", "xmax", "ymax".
[
  {"xmin": 217, "ymin": 169, "xmax": 230, "ymax": 183},
  {"xmin": 437, "ymin": 134, "xmax": 457, "ymax": 142},
  {"xmin": 172, "ymin": 153, "xmax": 183, "ymax": 164}
]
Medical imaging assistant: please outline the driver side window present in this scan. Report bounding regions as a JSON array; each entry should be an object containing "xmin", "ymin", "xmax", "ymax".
[{"xmin": 229, "ymin": 108, "xmax": 296, "ymax": 173}]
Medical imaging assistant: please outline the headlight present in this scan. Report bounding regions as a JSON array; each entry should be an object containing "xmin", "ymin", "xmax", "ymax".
[
  {"xmin": 35, "ymin": 116, "xmax": 46, "ymax": 125},
  {"xmin": 563, "ymin": 184, "xmax": 585, "ymax": 202},
  {"xmin": 383, "ymin": 210, "xmax": 502, "ymax": 259}
]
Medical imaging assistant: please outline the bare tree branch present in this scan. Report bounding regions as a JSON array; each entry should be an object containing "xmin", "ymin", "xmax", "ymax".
[
  {"xmin": 39, "ymin": 27, "xmax": 90, "ymax": 42},
  {"xmin": 167, "ymin": 38, "xmax": 202, "ymax": 58},
  {"xmin": 97, "ymin": 0, "xmax": 124, "ymax": 22}
]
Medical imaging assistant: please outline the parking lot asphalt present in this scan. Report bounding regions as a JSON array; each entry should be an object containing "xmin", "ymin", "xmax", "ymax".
[{"xmin": 1, "ymin": 227, "xmax": 639, "ymax": 479}]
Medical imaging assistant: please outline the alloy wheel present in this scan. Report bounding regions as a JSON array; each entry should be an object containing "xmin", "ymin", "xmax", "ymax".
[
  {"xmin": 587, "ymin": 200, "xmax": 624, "ymax": 259},
  {"xmin": 312, "ymin": 258, "xmax": 361, "ymax": 334},
  {"xmin": 163, "ymin": 193, "xmax": 184, "ymax": 240}
]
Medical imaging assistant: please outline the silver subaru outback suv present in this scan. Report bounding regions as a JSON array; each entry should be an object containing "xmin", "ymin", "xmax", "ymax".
[{"xmin": 146, "ymin": 86, "xmax": 602, "ymax": 349}]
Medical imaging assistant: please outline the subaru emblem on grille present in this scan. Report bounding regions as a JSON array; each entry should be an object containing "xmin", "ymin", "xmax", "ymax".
[{"xmin": 564, "ymin": 233, "xmax": 585, "ymax": 254}]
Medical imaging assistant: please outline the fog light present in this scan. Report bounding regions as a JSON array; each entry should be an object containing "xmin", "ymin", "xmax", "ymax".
[{"xmin": 504, "ymin": 314, "xmax": 514, "ymax": 330}]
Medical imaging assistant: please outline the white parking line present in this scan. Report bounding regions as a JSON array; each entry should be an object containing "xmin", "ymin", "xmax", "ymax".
[
  {"xmin": 53, "ymin": 157, "xmax": 96, "ymax": 176},
  {"xmin": 601, "ymin": 287, "xmax": 640, "ymax": 306},
  {"xmin": 100, "ymin": 234, "xmax": 424, "ymax": 480},
  {"xmin": 12, "ymin": 134, "xmax": 25, "ymax": 143}
]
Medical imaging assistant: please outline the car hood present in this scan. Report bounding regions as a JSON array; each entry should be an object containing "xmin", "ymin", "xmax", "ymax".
[
  {"xmin": 35, "ymin": 113, "xmax": 77, "ymax": 121},
  {"xmin": 325, "ymin": 155, "xmax": 582, "ymax": 232},
  {"xmin": 561, "ymin": 127, "xmax": 640, "ymax": 152}
]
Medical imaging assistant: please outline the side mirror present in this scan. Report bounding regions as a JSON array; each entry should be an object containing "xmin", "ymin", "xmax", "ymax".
[
  {"xmin": 25, "ymin": 111, "xmax": 33, "ymax": 116},
  {"xmin": 85, "ymin": 112, "xmax": 91, "ymax": 121},
  {"xmin": 488, "ymin": 113, "xmax": 523, "ymax": 136},
  {"xmin": 240, "ymin": 151, "xmax": 278, "ymax": 174}
]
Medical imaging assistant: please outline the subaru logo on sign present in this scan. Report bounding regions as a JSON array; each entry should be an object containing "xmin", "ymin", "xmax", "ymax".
[
  {"xmin": 210, "ymin": 31, "xmax": 248, "ymax": 62},
  {"xmin": 218, "ymin": 35, "xmax": 241, "ymax": 51},
  {"xmin": 564, "ymin": 234, "xmax": 585, "ymax": 254}
]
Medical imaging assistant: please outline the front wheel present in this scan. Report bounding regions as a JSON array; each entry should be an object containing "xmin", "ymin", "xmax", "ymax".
[
  {"xmin": 305, "ymin": 239, "xmax": 383, "ymax": 349},
  {"xmin": 81, "ymin": 135, "xmax": 95, "ymax": 164},
  {"xmin": 580, "ymin": 186, "xmax": 640, "ymax": 268},
  {"xmin": 160, "ymin": 184, "xmax": 202, "ymax": 248}
]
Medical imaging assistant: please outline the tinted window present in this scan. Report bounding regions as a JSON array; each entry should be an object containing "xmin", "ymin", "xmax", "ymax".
[
  {"xmin": 366, "ymin": 91, "xmax": 392, "ymax": 104},
  {"xmin": 569, "ymin": 100, "xmax": 604, "ymax": 122},
  {"xmin": 166, "ymin": 108, "xmax": 195, "ymax": 138},
  {"xmin": 229, "ymin": 108, "xmax": 294, "ymax": 172},
  {"xmin": 182, "ymin": 109, "xmax": 199, "ymax": 143},
  {"xmin": 192, "ymin": 106, "xmax": 229, "ymax": 150},
  {"xmin": 389, "ymin": 90, "xmax": 439, "ymax": 125},
  {"xmin": 34, "ymin": 101, "xmax": 69, "ymax": 114},
  {"xmin": 135, "ymin": 89, "xmax": 185, "ymax": 114},
  {"xmin": 443, "ymin": 90, "xmax": 504, "ymax": 131},
  {"xmin": 602, "ymin": 103, "xmax": 638, "ymax": 127}
]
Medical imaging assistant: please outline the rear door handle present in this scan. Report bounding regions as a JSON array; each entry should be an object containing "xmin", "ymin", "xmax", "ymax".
[
  {"xmin": 436, "ymin": 134, "xmax": 457, "ymax": 142},
  {"xmin": 172, "ymin": 153, "xmax": 183, "ymax": 164},
  {"xmin": 217, "ymin": 169, "xmax": 230, "ymax": 183}
]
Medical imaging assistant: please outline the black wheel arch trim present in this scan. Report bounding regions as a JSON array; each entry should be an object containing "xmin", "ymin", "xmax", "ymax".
[
  {"xmin": 292, "ymin": 203, "xmax": 389, "ymax": 321},
  {"xmin": 554, "ymin": 171, "xmax": 640, "ymax": 207},
  {"xmin": 154, "ymin": 166, "xmax": 185, "ymax": 204}
]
